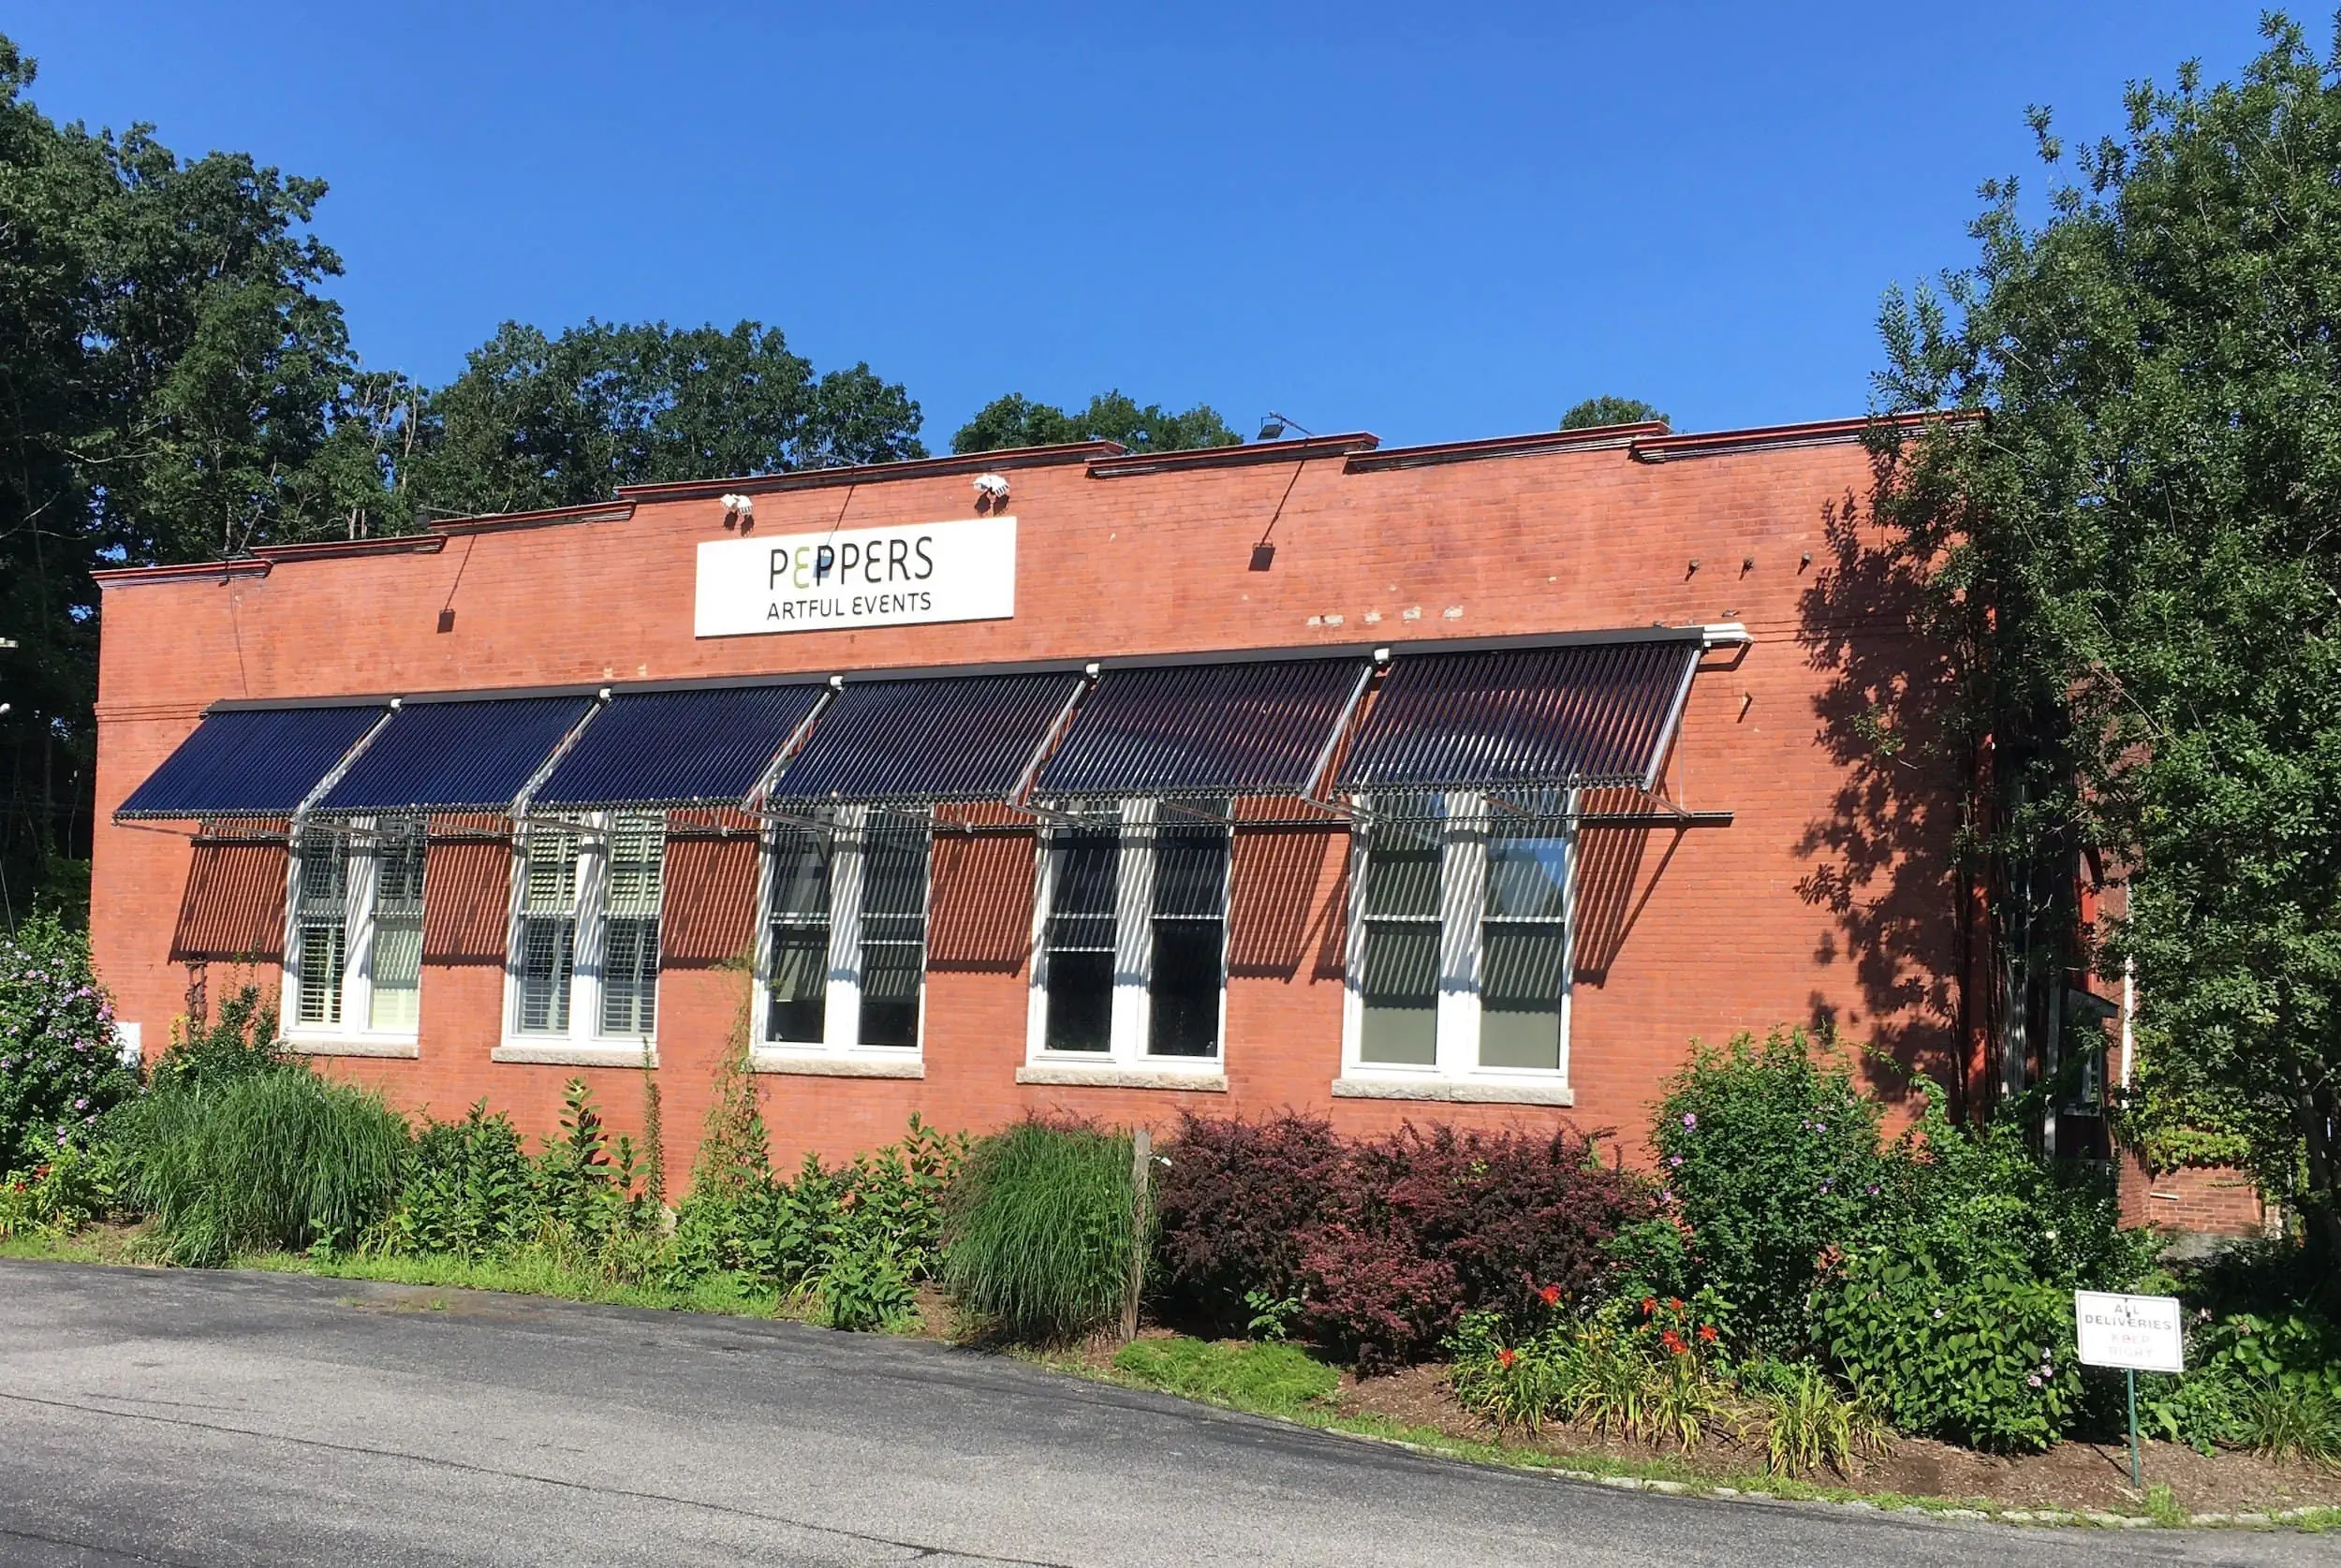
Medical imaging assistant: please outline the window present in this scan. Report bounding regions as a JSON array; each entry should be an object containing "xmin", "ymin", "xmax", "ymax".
[
  {"xmin": 754, "ymin": 807, "xmax": 932, "ymax": 1057},
  {"xmin": 1343, "ymin": 791, "xmax": 1575, "ymax": 1089},
  {"xmin": 599, "ymin": 813, "xmax": 664, "ymax": 1037},
  {"xmin": 284, "ymin": 813, "xmax": 426, "ymax": 1048},
  {"xmin": 1148, "ymin": 815, "xmax": 1229, "ymax": 1058},
  {"xmin": 1357, "ymin": 795, "xmax": 1440, "ymax": 1067},
  {"xmin": 514, "ymin": 826, "xmax": 579, "ymax": 1034},
  {"xmin": 293, "ymin": 828, "xmax": 349, "ymax": 1028},
  {"xmin": 504, "ymin": 811, "xmax": 665, "ymax": 1052},
  {"xmin": 1028, "ymin": 799, "xmax": 1229, "ymax": 1072},
  {"xmin": 1041, "ymin": 816, "xmax": 1119, "ymax": 1052},
  {"xmin": 764, "ymin": 828, "xmax": 830, "ymax": 1044},
  {"xmin": 858, "ymin": 820, "xmax": 931, "ymax": 1048}
]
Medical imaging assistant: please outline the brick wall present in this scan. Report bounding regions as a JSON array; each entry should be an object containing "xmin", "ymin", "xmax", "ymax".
[
  {"xmin": 2117, "ymin": 1154, "xmax": 2268, "ymax": 1238},
  {"xmin": 90, "ymin": 427, "xmax": 1966, "ymax": 1187}
]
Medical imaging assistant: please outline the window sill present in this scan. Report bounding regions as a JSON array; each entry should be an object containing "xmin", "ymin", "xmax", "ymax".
[
  {"xmin": 749, "ymin": 1052, "xmax": 924, "ymax": 1079},
  {"xmin": 492, "ymin": 1041, "xmax": 659, "ymax": 1068},
  {"xmin": 283, "ymin": 1035, "xmax": 420, "ymax": 1060},
  {"xmin": 1332, "ymin": 1076, "xmax": 1574, "ymax": 1106},
  {"xmin": 1016, "ymin": 1062, "xmax": 1228, "ymax": 1092}
]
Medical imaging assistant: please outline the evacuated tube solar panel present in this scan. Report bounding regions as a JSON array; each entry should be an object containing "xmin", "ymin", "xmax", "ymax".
[
  {"xmin": 1035, "ymin": 658, "xmax": 1368, "ymax": 798},
  {"xmin": 766, "ymin": 672, "xmax": 1082, "ymax": 804},
  {"xmin": 1337, "ymin": 640, "xmax": 1701, "ymax": 794},
  {"xmin": 533, "ymin": 684, "xmax": 827, "ymax": 810},
  {"xmin": 113, "ymin": 705, "xmax": 388, "ymax": 820},
  {"xmin": 314, "ymin": 696, "xmax": 595, "ymax": 813}
]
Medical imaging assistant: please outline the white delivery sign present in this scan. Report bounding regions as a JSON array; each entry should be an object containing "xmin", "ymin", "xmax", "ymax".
[
  {"xmin": 695, "ymin": 515, "xmax": 1016, "ymax": 638},
  {"xmin": 2074, "ymin": 1291, "xmax": 2185, "ymax": 1373}
]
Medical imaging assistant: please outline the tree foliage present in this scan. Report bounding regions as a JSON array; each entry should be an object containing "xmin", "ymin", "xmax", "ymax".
[
  {"xmin": 950, "ymin": 389, "xmax": 1239, "ymax": 455},
  {"xmin": 1868, "ymin": 14, "xmax": 2341, "ymax": 1256},
  {"xmin": 409, "ymin": 319, "xmax": 924, "ymax": 518},
  {"xmin": 1559, "ymin": 394, "xmax": 1668, "ymax": 430}
]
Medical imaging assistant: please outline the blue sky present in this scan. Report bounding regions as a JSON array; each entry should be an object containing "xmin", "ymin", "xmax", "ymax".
[{"xmin": 11, "ymin": 3, "xmax": 2268, "ymax": 450}]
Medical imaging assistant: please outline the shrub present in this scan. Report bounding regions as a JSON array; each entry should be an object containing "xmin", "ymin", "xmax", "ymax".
[
  {"xmin": 0, "ymin": 912, "xmax": 138, "ymax": 1173},
  {"xmin": 2148, "ymin": 1308, "xmax": 2341, "ymax": 1454},
  {"xmin": 1651, "ymin": 1029, "xmax": 1891, "ymax": 1355},
  {"xmin": 943, "ymin": 1119, "xmax": 1136, "ymax": 1343},
  {"xmin": 1888, "ymin": 1083, "xmax": 2154, "ymax": 1296},
  {"xmin": 667, "ymin": 1112, "xmax": 965, "ymax": 1326},
  {"xmin": 148, "ymin": 979, "xmax": 281, "ymax": 1095},
  {"xmin": 1818, "ymin": 1249, "xmax": 2080, "ymax": 1452},
  {"xmin": 1151, "ymin": 1110, "xmax": 1347, "ymax": 1336},
  {"xmin": 1112, "ymin": 1338, "xmax": 1338, "ymax": 1417},
  {"xmin": 1298, "ymin": 1122, "xmax": 1652, "ymax": 1373},
  {"xmin": 384, "ymin": 1101, "xmax": 540, "ymax": 1260},
  {"xmin": 110, "ymin": 1064, "xmax": 412, "ymax": 1267},
  {"xmin": 0, "ymin": 1142, "xmax": 108, "ymax": 1238}
]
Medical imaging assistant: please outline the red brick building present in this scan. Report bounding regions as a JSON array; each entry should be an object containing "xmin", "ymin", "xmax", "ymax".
[{"xmin": 91, "ymin": 418, "xmax": 1977, "ymax": 1186}]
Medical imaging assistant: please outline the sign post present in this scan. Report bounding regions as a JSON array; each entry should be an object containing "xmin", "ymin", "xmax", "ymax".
[{"xmin": 2074, "ymin": 1291, "xmax": 2185, "ymax": 1489}]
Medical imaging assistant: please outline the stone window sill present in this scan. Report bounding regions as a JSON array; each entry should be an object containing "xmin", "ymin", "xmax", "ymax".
[
  {"xmin": 749, "ymin": 1052, "xmax": 924, "ymax": 1079},
  {"xmin": 1332, "ymin": 1077, "xmax": 1574, "ymax": 1106},
  {"xmin": 492, "ymin": 1042, "xmax": 659, "ymax": 1068},
  {"xmin": 1016, "ymin": 1062, "xmax": 1228, "ymax": 1092},
  {"xmin": 284, "ymin": 1036, "xmax": 420, "ymax": 1061}
]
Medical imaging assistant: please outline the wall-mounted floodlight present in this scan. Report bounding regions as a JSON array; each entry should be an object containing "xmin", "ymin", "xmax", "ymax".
[{"xmin": 1256, "ymin": 412, "xmax": 1315, "ymax": 442}]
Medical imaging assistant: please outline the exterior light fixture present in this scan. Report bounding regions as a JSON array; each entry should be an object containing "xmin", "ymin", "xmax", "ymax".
[
  {"xmin": 721, "ymin": 493, "xmax": 755, "ymax": 529},
  {"xmin": 1257, "ymin": 412, "xmax": 1314, "ymax": 442},
  {"xmin": 973, "ymin": 473, "xmax": 1009, "ymax": 512}
]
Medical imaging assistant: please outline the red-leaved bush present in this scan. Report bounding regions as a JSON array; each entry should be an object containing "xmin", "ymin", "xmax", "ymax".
[
  {"xmin": 1151, "ymin": 1111, "xmax": 1347, "ymax": 1336},
  {"xmin": 1155, "ymin": 1115, "xmax": 1655, "ymax": 1372}
]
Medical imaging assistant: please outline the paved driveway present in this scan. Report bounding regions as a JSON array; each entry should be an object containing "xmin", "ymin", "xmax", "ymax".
[{"xmin": 0, "ymin": 1260, "xmax": 2326, "ymax": 1567}]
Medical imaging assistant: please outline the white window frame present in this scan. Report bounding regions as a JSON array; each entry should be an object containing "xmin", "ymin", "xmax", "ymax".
[
  {"xmin": 1021, "ymin": 799, "xmax": 1231, "ymax": 1088},
  {"xmin": 748, "ymin": 805, "xmax": 932, "ymax": 1077},
  {"xmin": 1336, "ymin": 789, "xmax": 1577, "ymax": 1104},
  {"xmin": 281, "ymin": 813, "xmax": 425, "ymax": 1059},
  {"xmin": 493, "ymin": 811, "xmax": 667, "ymax": 1066}
]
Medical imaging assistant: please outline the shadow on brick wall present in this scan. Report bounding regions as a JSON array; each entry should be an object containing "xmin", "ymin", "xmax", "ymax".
[{"xmin": 1795, "ymin": 481, "xmax": 1969, "ymax": 1110}]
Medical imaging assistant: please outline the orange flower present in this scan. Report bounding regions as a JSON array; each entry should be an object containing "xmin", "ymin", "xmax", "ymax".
[
  {"xmin": 1641, "ymin": 1297, "xmax": 1657, "ymax": 1316},
  {"xmin": 1659, "ymin": 1330, "xmax": 1686, "ymax": 1356},
  {"xmin": 1665, "ymin": 1297, "xmax": 1684, "ymax": 1312},
  {"xmin": 1698, "ymin": 1324, "xmax": 1718, "ymax": 1343},
  {"xmin": 1539, "ymin": 1284, "xmax": 1562, "ymax": 1308},
  {"xmin": 1497, "ymin": 1347, "xmax": 1518, "ymax": 1369}
]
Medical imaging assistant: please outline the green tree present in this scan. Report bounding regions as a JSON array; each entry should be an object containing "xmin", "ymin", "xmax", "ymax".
[
  {"xmin": 1559, "ymin": 395, "xmax": 1667, "ymax": 430},
  {"xmin": 409, "ymin": 319, "xmax": 924, "ymax": 517},
  {"xmin": 1867, "ymin": 15, "xmax": 2341, "ymax": 1257},
  {"xmin": 950, "ymin": 389, "xmax": 1239, "ymax": 455},
  {"xmin": 0, "ymin": 35, "xmax": 382, "ymax": 925}
]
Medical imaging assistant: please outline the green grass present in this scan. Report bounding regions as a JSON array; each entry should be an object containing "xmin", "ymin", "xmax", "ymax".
[
  {"xmin": 1112, "ymin": 1338, "xmax": 1339, "ymax": 1417},
  {"xmin": 239, "ymin": 1248, "xmax": 801, "ymax": 1318}
]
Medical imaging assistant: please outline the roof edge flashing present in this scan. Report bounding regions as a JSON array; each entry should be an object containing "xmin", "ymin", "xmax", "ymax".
[{"xmin": 616, "ymin": 442, "xmax": 1128, "ymax": 505}]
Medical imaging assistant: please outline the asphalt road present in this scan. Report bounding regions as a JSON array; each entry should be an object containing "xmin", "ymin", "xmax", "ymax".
[{"xmin": 0, "ymin": 1261, "xmax": 2327, "ymax": 1568}]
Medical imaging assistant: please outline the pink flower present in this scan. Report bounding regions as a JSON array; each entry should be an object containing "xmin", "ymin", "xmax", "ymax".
[{"xmin": 1681, "ymin": 1113, "xmax": 1697, "ymax": 1129}]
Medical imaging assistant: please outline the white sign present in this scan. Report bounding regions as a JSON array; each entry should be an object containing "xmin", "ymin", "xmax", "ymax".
[
  {"xmin": 114, "ymin": 1021, "xmax": 141, "ymax": 1067},
  {"xmin": 695, "ymin": 515, "xmax": 1016, "ymax": 638},
  {"xmin": 2075, "ymin": 1291, "xmax": 2185, "ymax": 1373}
]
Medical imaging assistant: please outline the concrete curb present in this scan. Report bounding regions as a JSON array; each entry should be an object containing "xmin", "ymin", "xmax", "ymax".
[{"xmin": 1318, "ymin": 1426, "xmax": 2334, "ymax": 1531}]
